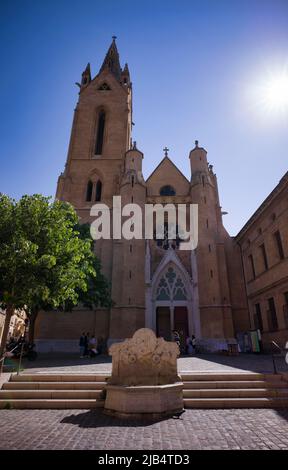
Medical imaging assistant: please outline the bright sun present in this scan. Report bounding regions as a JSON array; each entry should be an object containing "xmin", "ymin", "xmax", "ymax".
[
  {"xmin": 264, "ymin": 74, "xmax": 288, "ymax": 111},
  {"xmin": 246, "ymin": 63, "xmax": 288, "ymax": 123}
]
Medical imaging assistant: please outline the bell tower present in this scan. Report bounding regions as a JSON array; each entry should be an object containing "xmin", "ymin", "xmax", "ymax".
[
  {"xmin": 56, "ymin": 37, "xmax": 133, "ymax": 220},
  {"xmin": 189, "ymin": 140, "xmax": 234, "ymax": 342}
]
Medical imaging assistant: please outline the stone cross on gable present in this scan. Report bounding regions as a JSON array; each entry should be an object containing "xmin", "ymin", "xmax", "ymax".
[{"xmin": 163, "ymin": 147, "xmax": 169, "ymax": 157}]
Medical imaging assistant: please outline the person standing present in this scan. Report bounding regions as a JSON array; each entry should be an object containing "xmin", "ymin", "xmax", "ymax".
[
  {"xmin": 89, "ymin": 335, "xmax": 98, "ymax": 357},
  {"xmin": 186, "ymin": 336, "xmax": 194, "ymax": 355},
  {"xmin": 79, "ymin": 332, "xmax": 85, "ymax": 358},
  {"xmin": 84, "ymin": 332, "xmax": 90, "ymax": 357},
  {"xmin": 97, "ymin": 336, "xmax": 104, "ymax": 354},
  {"xmin": 172, "ymin": 330, "xmax": 181, "ymax": 350},
  {"xmin": 191, "ymin": 335, "xmax": 197, "ymax": 354}
]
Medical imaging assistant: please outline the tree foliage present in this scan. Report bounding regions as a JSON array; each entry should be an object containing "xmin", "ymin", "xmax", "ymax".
[{"xmin": 0, "ymin": 194, "xmax": 111, "ymax": 353}]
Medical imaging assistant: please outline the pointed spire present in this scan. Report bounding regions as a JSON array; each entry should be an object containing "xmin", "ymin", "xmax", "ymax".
[
  {"xmin": 84, "ymin": 63, "xmax": 91, "ymax": 75},
  {"xmin": 81, "ymin": 62, "xmax": 91, "ymax": 87},
  {"xmin": 99, "ymin": 36, "xmax": 122, "ymax": 81},
  {"xmin": 121, "ymin": 62, "xmax": 131, "ymax": 86},
  {"xmin": 123, "ymin": 63, "xmax": 129, "ymax": 74}
]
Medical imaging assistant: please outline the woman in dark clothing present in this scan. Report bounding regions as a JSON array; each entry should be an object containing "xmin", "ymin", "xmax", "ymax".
[{"xmin": 84, "ymin": 332, "xmax": 90, "ymax": 357}]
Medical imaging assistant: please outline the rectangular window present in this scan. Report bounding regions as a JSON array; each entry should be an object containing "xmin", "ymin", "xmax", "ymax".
[
  {"xmin": 254, "ymin": 303, "xmax": 263, "ymax": 332},
  {"xmin": 267, "ymin": 297, "xmax": 278, "ymax": 331},
  {"xmin": 248, "ymin": 254, "xmax": 256, "ymax": 280},
  {"xmin": 283, "ymin": 292, "xmax": 288, "ymax": 329},
  {"xmin": 274, "ymin": 230, "xmax": 284, "ymax": 259},
  {"xmin": 260, "ymin": 243, "xmax": 268, "ymax": 270}
]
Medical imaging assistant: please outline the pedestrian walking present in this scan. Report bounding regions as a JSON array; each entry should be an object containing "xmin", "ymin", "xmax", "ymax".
[{"xmin": 79, "ymin": 332, "xmax": 85, "ymax": 358}]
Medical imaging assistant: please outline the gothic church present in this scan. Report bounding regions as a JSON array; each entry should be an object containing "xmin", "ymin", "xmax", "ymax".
[{"xmin": 35, "ymin": 38, "xmax": 250, "ymax": 352}]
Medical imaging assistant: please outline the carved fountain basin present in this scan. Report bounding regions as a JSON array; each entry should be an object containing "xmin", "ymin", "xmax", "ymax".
[{"xmin": 104, "ymin": 328, "xmax": 183, "ymax": 418}]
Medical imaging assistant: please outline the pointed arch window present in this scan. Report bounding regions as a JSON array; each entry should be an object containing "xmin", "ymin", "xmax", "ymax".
[
  {"xmin": 95, "ymin": 111, "xmax": 105, "ymax": 155},
  {"xmin": 95, "ymin": 180, "xmax": 102, "ymax": 202},
  {"xmin": 86, "ymin": 180, "xmax": 93, "ymax": 202},
  {"xmin": 155, "ymin": 267, "xmax": 187, "ymax": 301}
]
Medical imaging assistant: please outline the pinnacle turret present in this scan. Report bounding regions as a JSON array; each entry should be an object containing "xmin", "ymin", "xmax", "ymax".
[{"xmin": 81, "ymin": 63, "xmax": 91, "ymax": 86}]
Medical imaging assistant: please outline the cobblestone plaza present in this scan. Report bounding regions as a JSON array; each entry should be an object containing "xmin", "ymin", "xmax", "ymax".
[
  {"xmin": 1, "ymin": 355, "xmax": 288, "ymax": 450},
  {"xmin": 0, "ymin": 408, "xmax": 288, "ymax": 450}
]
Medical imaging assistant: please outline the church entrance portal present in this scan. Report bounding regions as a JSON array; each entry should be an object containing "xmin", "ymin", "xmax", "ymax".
[
  {"xmin": 147, "ymin": 257, "xmax": 200, "ymax": 344},
  {"xmin": 156, "ymin": 305, "xmax": 189, "ymax": 350},
  {"xmin": 156, "ymin": 307, "xmax": 171, "ymax": 341}
]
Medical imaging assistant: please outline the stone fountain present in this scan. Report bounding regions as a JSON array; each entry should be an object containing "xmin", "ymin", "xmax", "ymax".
[{"xmin": 104, "ymin": 328, "xmax": 183, "ymax": 418}]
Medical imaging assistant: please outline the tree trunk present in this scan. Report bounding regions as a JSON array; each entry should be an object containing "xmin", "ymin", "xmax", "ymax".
[
  {"xmin": 0, "ymin": 304, "xmax": 14, "ymax": 371},
  {"xmin": 28, "ymin": 309, "xmax": 39, "ymax": 344}
]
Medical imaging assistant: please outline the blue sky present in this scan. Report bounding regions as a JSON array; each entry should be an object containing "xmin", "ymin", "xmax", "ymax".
[{"xmin": 0, "ymin": 0, "xmax": 287, "ymax": 235}]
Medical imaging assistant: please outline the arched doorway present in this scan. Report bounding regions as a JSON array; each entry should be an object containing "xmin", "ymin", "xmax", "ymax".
[{"xmin": 153, "ymin": 264, "xmax": 191, "ymax": 350}]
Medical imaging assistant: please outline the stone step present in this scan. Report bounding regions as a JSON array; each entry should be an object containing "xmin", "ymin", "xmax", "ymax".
[
  {"xmin": 0, "ymin": 390, "xmax": 103, "ymax": 399},
  {"xmin": 3, "ymin": 381, "xmax": 107, "ymax": 390},
  {"xmin": 0, "ymin": 399, "xmax": 104, "ymax": 409},
  {"xmin": 182, "ymin": 380, "xmax": 288, "ymax": 389},
  {"xmin": 3, "ymin": 371, "xmax": 286, "ymax": 410},
  {"xmin": 11, "ymin": 373, "xmax": 110, "ymax": 383},
  {"xmin": 184, "ymin": 397, "xmax": 288, "ymax": 408},
  {"xmin": 180, "ymin": 372, "xmax": 280, "ymax": 382},
  {"xmin": 183, "ymin": 388, "xmax": 288, "ymax": 398}
]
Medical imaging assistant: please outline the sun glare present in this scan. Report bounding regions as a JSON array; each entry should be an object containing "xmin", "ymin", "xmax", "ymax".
[
  {"xmin": 253, "ymin": 68, "xmax": 288, "ymax": 117},
  {"xmin": 264, "ymin": 74, "xmax": 288, "ymax": 111},
  {"xmin": 245, "ymin": 64, "xmax": 288, "ymax": 124}
]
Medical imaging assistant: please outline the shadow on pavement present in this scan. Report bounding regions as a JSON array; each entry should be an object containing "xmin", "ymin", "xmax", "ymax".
[{"xmin": 61, "ymin": 409, "xmax": 178, "ymax": 428}]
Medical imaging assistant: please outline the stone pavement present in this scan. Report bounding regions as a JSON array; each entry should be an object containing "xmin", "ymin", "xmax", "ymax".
[
  {"xmin": 0, "ymin": 408, "xmax": 287, "ymax": 450},
  {"xmin": 1, "ymin": 353, "xmax": 288, "ymax": 450},
  {"xmin": 7, "ymin": 352, "xmax": 287, "ymax": 375}
]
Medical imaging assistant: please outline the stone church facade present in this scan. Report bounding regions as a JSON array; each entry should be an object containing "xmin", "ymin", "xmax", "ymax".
[{"xmin": 35, "ymin": 38, "xmax": 262, "ymax": 352}]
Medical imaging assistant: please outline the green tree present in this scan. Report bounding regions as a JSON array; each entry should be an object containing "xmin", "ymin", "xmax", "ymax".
[
  {"xmin": 65, "ymin": 223, "xmax": 112, "ymax": 312},
  {"xmin": 0, "ymin": 194, "xmax": 110, "ymax": 360},
  {"xmin": 28, "ymin": 223, "xmax": 112, "ymax": 342}
]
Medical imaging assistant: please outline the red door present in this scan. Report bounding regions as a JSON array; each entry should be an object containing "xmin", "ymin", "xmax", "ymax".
[{"xmin": 156, "ymin": 307, "xmax": 171, "ymax": 341}]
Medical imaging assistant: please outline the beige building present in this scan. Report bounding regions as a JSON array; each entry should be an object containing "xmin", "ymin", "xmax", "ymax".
[
  {"xmin": 35, "ymin": 39, "xmax": 251, "ymax": 353},
  {"xmin": 0, "ymin": 308, "xmax": 26, "ymax": 343},
  {"xmin": 235, "ymin": 172, "xmax": 288, "ymax": 350}
]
